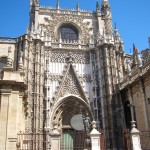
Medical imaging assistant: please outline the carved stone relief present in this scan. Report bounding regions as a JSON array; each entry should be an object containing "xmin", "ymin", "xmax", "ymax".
[
  {"xmin": 62, "ymin": 70, "xmax": 80, "ymax": 96},
  {"xmin": 42, "ymin": 15, "xmax": 92, "ymax": 44},
  {"xmin": 50, "ymin": 74, "xmax": 91, "ymax": 82},
  {"xmin": 52, "ymin": 64, "xmax": 88, "ymax": 102},
  {"xmin": 50, "ymin": 74, "xmax": 63, "ymax": 81},
  {"xmin": 50, "ymin": 52, "xmax": 90, "ymax": 64}
]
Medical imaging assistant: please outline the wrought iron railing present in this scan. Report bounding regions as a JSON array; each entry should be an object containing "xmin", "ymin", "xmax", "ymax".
[{"xmin": 60, "ymin": 129, "xmax": 90, "ymax": 150}]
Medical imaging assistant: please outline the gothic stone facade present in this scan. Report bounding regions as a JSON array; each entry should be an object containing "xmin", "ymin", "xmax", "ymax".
[{"xmin": 0, "ymin": 0, "xmax": 150, "ymax": 149}]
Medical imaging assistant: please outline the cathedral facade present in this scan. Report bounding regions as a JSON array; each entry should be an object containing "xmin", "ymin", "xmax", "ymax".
[{"xmin": 0, "ymin": 0, "xmax": 150, "ymax": 149}]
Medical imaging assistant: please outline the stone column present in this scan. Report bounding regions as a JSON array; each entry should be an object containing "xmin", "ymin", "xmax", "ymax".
[
  {"xmin": 50, "ymin": 121, "xmax": 61, "ymax": 150},
  {"xmin": 130, "ymin": 121, "xmax": 142, "ymax": 150},
  {"xmin": 90, "ymin": 121, "xmax": 101, "ymax": 150}
]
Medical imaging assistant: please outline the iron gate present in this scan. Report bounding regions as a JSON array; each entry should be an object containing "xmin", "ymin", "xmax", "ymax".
[{"xmin": 60, "ymin": 129, "xmax": 91, "ymax": 150}]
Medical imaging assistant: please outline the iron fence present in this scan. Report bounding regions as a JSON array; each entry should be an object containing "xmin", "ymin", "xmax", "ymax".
[
  {"xmin": 140, "ymin": 131, "xmax": 150, "ymax": 150},
  {"xmin": 60, "ymin": 129, "xmax": 91, "ymax": 150}
]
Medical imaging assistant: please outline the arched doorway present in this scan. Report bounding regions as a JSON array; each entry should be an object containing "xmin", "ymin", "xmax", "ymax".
[{"xmin": 51, "ymin": 95, "xmax": 92, "ymax": 150}]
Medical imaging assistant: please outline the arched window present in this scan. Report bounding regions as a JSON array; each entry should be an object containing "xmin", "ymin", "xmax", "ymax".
[{"xmin": 59, "ymin": 24, "xmax": 79, "ymax": 42}]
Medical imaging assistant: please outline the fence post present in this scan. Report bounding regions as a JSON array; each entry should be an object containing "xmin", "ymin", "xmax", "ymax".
[
  {"xmin": 50, "ymin": 121, "xmax": 61, "ymax": 150},
  {"xmin": 130, "ymin": 121, "xmax": 142, "ymax": 150},
  {"xmin": 90, "ymin": 121, "xmax": 101, "ymax": 150}
]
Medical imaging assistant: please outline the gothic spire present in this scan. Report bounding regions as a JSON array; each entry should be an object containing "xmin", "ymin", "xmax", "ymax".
[
  {"xmin": 101, "ymin": 0, "xmax": 113, "ymax": 36},
  {"xmin": 132, "ymin": 44, "xmax": 142, "ymax": 67},
  {"xmin": 96, "ymin": 2, "xmax": 101, "ymax": 13},
  {"xmin": 76, "ymin": 1, "xmax": 79, "ymax": 11},
  {"xmin": 102, "ymin": 0, "xmax": 110, "ymax": 6},
  {"xmin": 114, "ymin": 27, "xmax": 121, "ymax": 42},
  {"xmin": 30, "ymin": 0, "xmax": 39, "ymax": 6},
  {"xmin": 56, "ymin": 0, "xmax": 60, "ymax": 9},
  {"xmin": 148, "ymin": 36, "xmax": 150, "ymax": 48}
]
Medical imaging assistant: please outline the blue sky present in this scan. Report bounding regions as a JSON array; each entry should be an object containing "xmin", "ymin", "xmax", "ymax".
[{"xmin": 0, "ymin": 0, "xmax": 150, "ymax": 53}]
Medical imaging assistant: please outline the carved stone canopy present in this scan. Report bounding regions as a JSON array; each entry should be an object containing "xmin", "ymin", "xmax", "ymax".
[{"xmin": 51, "ymin": 95, "xmax": 93, "ymax": 130}]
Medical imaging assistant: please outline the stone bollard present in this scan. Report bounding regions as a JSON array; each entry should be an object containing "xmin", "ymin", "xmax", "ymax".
[
  {"xmin": 90, "ymin": 121, "xmax": 101, "ymax": 150},
  {"xmin": 50, "ymin": 121, "xmax": 61, "ymax": 150},
  {"xmin": 130, "ymin": 121, "xmax": 142, "ymax": 150}
]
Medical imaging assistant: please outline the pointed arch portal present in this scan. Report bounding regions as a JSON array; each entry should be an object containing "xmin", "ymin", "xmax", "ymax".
[
  {"xmin": 51, "ymin": 95, "xmax": 92, "ymax": 150},
  {"xmin": 51, "ymin": 94, "xmax": 93, "ymax": 130}
]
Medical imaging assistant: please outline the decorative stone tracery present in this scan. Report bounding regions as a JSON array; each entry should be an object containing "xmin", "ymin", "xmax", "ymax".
[
  {"xmin": 50, "ymin": 95, "xmax": 92, "ymax": 130},
  {"xmin": 42, "ymin": 15, "xmax": 92, "ymax": 44},
  {"xmin": 53, "ymin": 64, "xmax": 88, "ymax": 101},
  {"xmin": 50, "ymin": 52, "xmax": 90, "ymax": 64}
]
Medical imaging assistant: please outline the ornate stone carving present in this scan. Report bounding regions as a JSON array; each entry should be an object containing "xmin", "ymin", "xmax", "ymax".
[
  {"xmin": 53, "ymin": 64, "xmax": 88, "ymax": 102},
  {"xmin": 49, "ymin": 74, "xmax": 91, "ymax": 83},
  {"xmin": 79, "ymin": 74, "xmax": 91, "ymax": 82},
  {"xmin": 50, "ymin": 52, "xmax": 90, "ymax": 64},
  {"xmin": 61, "ymin": 44, "xmax": 78, "ymax": 49},
  {"xmin": 42, "ymin": 15, "xmax": 91, "ymax": 44},
  {"xmin": 62, "ymin": 70, "xmax": 80, "ymax": 96},
  {"xmin": 50, "ymin": 74, "xmax": 63, "ymax": 81}
]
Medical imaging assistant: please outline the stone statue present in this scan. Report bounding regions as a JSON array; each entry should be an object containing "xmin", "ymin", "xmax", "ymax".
[
  {"xmin": 126, "ymin": 59, "xmax": 132, "ymax": 73},
  {"xmin": 83, "ymin": 113, "xmax": 91, "ymax": 134},
  {"xmin": 66, "ymin": 52, "xmax": 74, "ymax": 63}
]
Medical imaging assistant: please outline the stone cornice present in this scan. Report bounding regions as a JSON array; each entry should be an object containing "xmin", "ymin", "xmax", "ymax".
[
  {"xmin": 120, "ymin": 61, "xmax": 150, "ymax": 89},
  {"xmin": 0, "ymin": 37, "xmax": 17, "ymax": 44},
  {"xmin": 39, "ymin": 7, "xmax": 96, "ymax": 18},
  {"xmin": 0, "ymin": 80, "xmax": 27, "ymax": 89},
  {"xmin": 46, "ymin": 47, "xmax": 90, "ymax": 53}
]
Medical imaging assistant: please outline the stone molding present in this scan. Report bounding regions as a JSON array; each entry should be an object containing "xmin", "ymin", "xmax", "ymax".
[{"xmin": 120, "ymin": 61, "xmax": 150, "ymax": 89}]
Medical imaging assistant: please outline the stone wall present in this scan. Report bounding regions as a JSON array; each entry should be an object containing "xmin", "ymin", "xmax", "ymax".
[{"xmin": 0, "ymin": 68, "xmax": 27, "ymax": 150}]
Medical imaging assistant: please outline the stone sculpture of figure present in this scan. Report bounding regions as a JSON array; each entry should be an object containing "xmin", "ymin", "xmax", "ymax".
[
  {"xmin": 83, "ymin": 113, "xmax": 91, "ymax": 134},
  {"xmin": 67, "ymin": 52, "xmax": 74, "ymax": 63},
  {"xmin": 126, "ymin": 59, "xmax": 131, "ymax": 73},
  {"xmin": 134, "ymin": 48, "xmax": 142, "ymax": 66}
]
